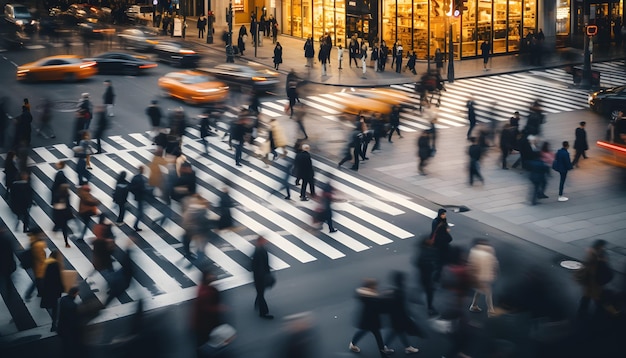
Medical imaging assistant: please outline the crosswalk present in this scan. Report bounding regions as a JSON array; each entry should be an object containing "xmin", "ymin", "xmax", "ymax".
[{"xmin": 0, "ymin": 123, "xmax": 441, "ymax": 340}]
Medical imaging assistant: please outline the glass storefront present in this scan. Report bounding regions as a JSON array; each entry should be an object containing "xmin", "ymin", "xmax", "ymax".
[{"xmin": 282, "ymin": 0, "xmax": 538, "ymax": 58}]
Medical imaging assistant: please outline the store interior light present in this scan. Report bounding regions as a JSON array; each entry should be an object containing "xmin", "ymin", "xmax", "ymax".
[{"xmin": 454, "ymin": 9, "xmax": 460, "ymax": 17}]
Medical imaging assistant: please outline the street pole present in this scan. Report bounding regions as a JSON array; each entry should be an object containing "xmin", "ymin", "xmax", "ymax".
[
  {"xmin": 226, "ymin": 1, "xmax": 234, "ymax": 62},
  {"xmin": 581, "ymin": 0, "xmax": 591, "ymax": 89},
  {"xmin": 254, "ymin": 6, "xmax": 258, "ymax": 57},
  {"xmin": 447, "ymin": 22, "xmax": 454, "ymax": 83},
  {"xmin": 427, "ymin": 0, "xmax": 431, "ymax": 70}
]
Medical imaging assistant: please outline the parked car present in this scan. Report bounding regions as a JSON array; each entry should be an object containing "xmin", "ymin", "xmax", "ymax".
[
  {"xmin": 199, "ymin": 64, "xmax": 279, "ymax": 92},
  {"xmin": 4, "ymin": 3, "xmax": 37, "ymax": 33},
  {"xmin": 118, "ymin": 27, "xmax": 159, "ymax": 51},
  {"xmin": 84, "ymin": 52, "xmax": 157, "ymax": 75},
  {"xmin": 153, "ymin": 41, "xmax": 200, "ymax": 68},
  {"xmin": 125, "ymin": 5, "xmax": 153, "ymax": 25},
  {"xmin": 78, "ymin": 22, "xmax": 115, "ymax": 39},
  {"xmin": 588, "ymin": 85, "xmax": 626, "ymax": 119},
  {"xmin": 17, "ymin": 55, "xmax": 97, "ymax": 82},
  {"xmin": 158, "ymin": 70, "xmax": 229, "ymax": 105}
]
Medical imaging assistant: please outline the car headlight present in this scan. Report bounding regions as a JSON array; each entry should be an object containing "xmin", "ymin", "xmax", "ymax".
[
  {"xmin": 197, "ymin": 88, "xmax": 219, "ymax": 93},
  {"xmin": 17, "ymin": 69, "xmax": 30, "ymax": 74}
]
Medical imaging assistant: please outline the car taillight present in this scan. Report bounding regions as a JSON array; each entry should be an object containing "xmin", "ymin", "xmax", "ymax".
[
  {"xmin": 80, "ymin": 62, "xmax": 96, "ymax": 68},
  {"xmin": 597, "ymin": 141, "xmax": 626, "ymax": 154},
  {"xmin": 179, "ymin": 50, "xmax": 196, "ymax": 54},
  {"xmin": 146, "ymin": 40, "xmax": 159, "ymax": 44},
  {"xmin": 252, "ymin": 76, "xmax": 267, "ymax": 81},
  {"xmin": 139, "ymin": 64, "xmax": 158, "ymax": 69}
]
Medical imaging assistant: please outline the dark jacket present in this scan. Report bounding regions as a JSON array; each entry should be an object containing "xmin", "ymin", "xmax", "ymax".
[
  {"xmin": 431, "ymin": 217, "xmax": 452, "ymax": 249},
  {"xmin": 129, "ymin": 173, "xmax": 148, "ymax": 201},
  {"xmin": 574, "ymin": 127, "xmax": 588, "ymax": 151},
  {"xmin": 57, "ymin": 295, "xmax": 80, "ymax": 337},
  {"xmin": 552, "ymin": 148, "xmax": 573, "ymax": 174},
  {"xmin": 146, "ymin": 105, "xmax": 162, "ymax": 127},
  {"xmin": 93, "ymin": 110, "xmax": 108, "ymax": 139},
  {"xmin": 103, "ymin": 86, "xmax": 115, "ymax": 105},
  {"xmin": 353, "ymin": 287, "xmax": 383, "ymax": 330},
  {"xmin": 113, "ymin": 179, "xmax": 129, "ymax": 204},
  {"xmin": 217, "ymin": 190, "xmax": 234, "ymax": 229},
  {"xmin": 304, "ymin": 39, "xmax": 315, "ymax": 58},
  {"xmin": 469, "ymin": 143, "xmax": 482, "ymax": 162},
  {"xmin": 51, "ymin": 170, "xmax": 68, "ymax": 205},
  {"xmin": 0, "ymin": 232, "xmax": 16, "ymax": 276},
  {"xmin": 4, "ymin": 159, "xmax": 18, "ymax": 190},
  {"xmin": 251, "ymin": 244, "xmax": 270, "ymax": 282},
  {"xmin": 173, "ymin": 170, "xmax": 197, "ymax": 201},
  {"xmin": 294, "ymin": 150, "xmax": 314, "ymax": 180},
  {"xmin": 10, "ymin": 178, "xmax": 32, "ymax": 214},
  {"xmin": 273, "ymin": 45, "xmax": 283, "ymax": 64},
  {"xmin": 40, "ymin": 258, "xmax": 63, "ymax": 309},
  {"xmin": 418, "ymin": 135, "xmax": 432, "ymax": 160}
]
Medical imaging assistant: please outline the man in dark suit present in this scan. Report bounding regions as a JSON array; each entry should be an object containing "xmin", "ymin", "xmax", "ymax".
[
  {"xmin": 57, "ymin": 287, "xmax": 82, "ymax": 358},
  {"xmin": 129, "ymin": 165, "xmax": 148, "ymax": 232},
  {"xmin": 572, "ymin": 121, "xmax": 589, "ymax": 166},
  {"xmin": 252, "ymin": 236, "xmax": 273, "ymax": 319},
  {"xmin": 51, "ymin": 161, "xmax": 68, "ymax": 205},
  {"xmin": 295, "ymin": 144, "xmax": 315, "ymax": 201}
]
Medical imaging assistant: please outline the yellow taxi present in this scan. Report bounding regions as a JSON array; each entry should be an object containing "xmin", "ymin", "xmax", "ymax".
[
  {"xmin": 158, "ymin": 71, "xmax": 229, "ymax": 105},
  {"xmin": 334, "ymin": 88, "xmax": 411, "ymax": 117},
  {"xmin": 17, "ymin": 55, "xmax": 98, "ymax": 82}
]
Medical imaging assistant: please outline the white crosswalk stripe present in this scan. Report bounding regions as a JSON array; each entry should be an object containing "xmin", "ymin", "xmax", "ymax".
[{"xmin": 0, "ymin": 125, "xmax": 444, "ymax": 339}]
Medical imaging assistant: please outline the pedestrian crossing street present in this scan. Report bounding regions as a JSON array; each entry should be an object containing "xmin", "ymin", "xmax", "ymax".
[{"xmin": 0, "ymin": 125, "xmax": 438, "ymax": 339}]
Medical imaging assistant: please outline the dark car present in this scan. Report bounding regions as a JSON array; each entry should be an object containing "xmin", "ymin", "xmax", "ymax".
[
  {"xmin": 153, "ymin": 41, "xmax": 200, "ymax": 68},
  {"xmin": 84, "ymin": 52, "xmax": 158, "ymax": 75},
  {"xmin": 117, "ymin": 27, "xmax": 159, "ymax": 51},
  {"xmin": 588, "ymin": 85, "xmax": 626, "ymax": 118},
  {"xmin": 199, "ymin": 64, "xmax": 279, "ymax": 92},
  {"xmin": 0, "ymin": 29, "xmax": 29, "ymax": 49},
  {"xmin": 4, "ymin": 3, "xmax": 37, "ymax": 34},
  {"xmin": 78, "ymin": 22, "xmax": 115, "ymax": 40}
]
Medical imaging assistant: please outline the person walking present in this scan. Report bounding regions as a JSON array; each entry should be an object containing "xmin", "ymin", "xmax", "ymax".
[
  {"xmin": 295, "ymin": 144, "xmax": 315, "ymax": 201},
  {"xmin": 40, "ymin": 250, "xmax": 64, "ymax": 331},
  {"xmin": 406, "ymin": 51, "xmax": 417, "ymax": 74},
  {"xmin": 237, "ymin": 33, "xmax": 246, "ymax": 56},
  {"xmin": 417, "ymin": 131, "xmax": 432, "ymax": 175},
  {"xmin": 572, "ymin": 121, "xmax": 589, "ymax": 166},
  {"xmin": 10, "ymin": 171, "xmax": 33, "ymax": 233},
  {"xmin": 431, "ymin": 208, "xmax": 452, "ymax": 281},
  {"xmin": 575, "ymin": 239, "xmax": 619, "ymax": 317},
  {"xmin": 51, "ymin": 160, "xmax": 68, "ymax": 204},
  {"xmin": 102, "ymin": 80, "xmax": 115, "ymax": 116},
  {"xmin": 338, "ymin": 127, "xmax": 363, "ymax": 171},
  {"xmin": 388, "ymin": 106, "xmax": 402, "ymax": 143},
  {"xmin": 36, "ymin": 97, "xmax": 56, "ymax": 139},
  {"xmin": 361, "ymin": 44, "xmax": 368, "ymax": 77},
  {"xmin": 112, "ymin": 171, "xmax": 129, "ymax": 225},
  {"xmin": 383, "ymin": 271, "xmax": 420, "ymax": 354},
  {"xmin": 93, "ymin": 105, "xmax": 108, "ymax": 154},
  {"xmin": 338, "ymin": 44, "xmax": 344, "ymax": 69},
  {"xmin": 192, "ymin": 270, "xmax": 225, "ymax": 348},
  {"xmin": 197, "ymin": 14, "xmax": 207, "ymax": 38},
  {"xmin": 435, "ymin": 48, "xmax": 444, "ymax": 74},
  {"xmin": 416, "ymin": 236, "xmax": 440, "ymax": 317},
  {"xmin": 273, "ymin": 42, "xmax": 283, "ymax": 70},
  {"xmin": 252, "ymin": 236, "xmax": 274, "ymax": 319},
  {"xmin": 13, "ymin": 100, "xmax": 33, "ymax": 149},
  {"xmin": 129, "ymin": 165, "xmax": 149, "ymax": 232},
  {"xmin": 75, "ymin": 131, "xmax": 93, "ymax": 184},
  {"xmin": 146, "ymin": 100, "xmax": 163, "ymax": 138},
  {"xmin": 217, "ymin": 187, "xmax": 235, "ymax": 230},
  {"xmin": 552, "ymin": 141, "xmax": 574, "ymax": 202},
  {"xmin": 75, "ymin": 184, "xmax": 100, "ymax": 242},
  {"xmin": 467, "ymin": 239, "xmax": 499, "ymax": 316},
  {"xmin": 24, "ymin": 227, "xmax": 47, "ymax": 300},
  {"xmin": 304, "ymin": 37, "xmax": 315, "ymax": 67},
  {"xmin": 231, "ymin": 116, "xmax": 246, "ymax": 167},
  {"xmin": 481, "ymin": 39, "xmax": 491, "ymax": 71},
  {"xmin": 348, "ymin": 278, "xmax": 393, "ymax": 357},
  {"xmin": 349, "ymin": 35, "xmax": 360, "ymax": 67},
  {"xmin": 466, "ymin": 98, "xmax": 477, "ymax": 139},
  {"xmin": 57, "ymin": 287, "xmax": 82, "ymax": 358},
  {"xmin": 468, "ymin": 136, "xmax": 484, "ymax": 185},
  {"xmin": 499, "ymin": 123, "xmax": 516, "ymax": 169},
  {"xmin": 52, "ymin": 183, "xmax": 73, "ymax": 248},
  {"xmin": 3, "ymin": 151, "xmax": 18, "ymax": 199},
  {"xmin": 315, "ymin": 180, "xmax": 338, "ymax": 233},
  {"xmin": 395, "ymin": 43, "xmax": 403, "ymax": 73},
  {"xmin": 524, "ymin": 100, "xmax": 544, "ymax": 135},
  {"xmin": 0, "ymin": 228, "xmax": 16, "ymax": 296}
]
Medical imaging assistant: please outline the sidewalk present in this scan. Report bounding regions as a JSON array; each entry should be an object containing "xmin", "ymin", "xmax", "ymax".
[{"xmin": 180, "ymin": 17, "xmax": 626, "ymax": 87}]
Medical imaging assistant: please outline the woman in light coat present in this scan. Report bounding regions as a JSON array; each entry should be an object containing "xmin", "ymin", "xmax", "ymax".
[
  {"xmin": 269, "ymin": 117, "xmax": 288, "ymax": 160},
  {"xmin": 467, "ymin": 238, "xmax": 499, "ymax": 316}
]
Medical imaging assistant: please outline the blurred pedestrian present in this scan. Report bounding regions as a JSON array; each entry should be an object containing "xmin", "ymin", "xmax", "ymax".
[
  {"xmin": 22, "ymin": 228, "xmax": 47, "ymax": 302},
  {"xmin": 417, "ymin": 131, "xmax": 431, "ymax": 175},
  {"xmin": 361, "ymin": 44, "xmax": 368, "ymax": 77},
  {"xmin": 388, "ymin": 106, "xmax": 402, "ymax": 142},
  {"xmin": 349, "ymin": 35, "xmax": 359, "ymax": 67},
  {"xmin": 75, "ymin": 184, "xmax": 100, "ymax": 242},
  {"xmin": 93, "ymin": 105, "xmax": 108, "ymax": 154},
  {"xmin": 0, "ymin": 95, "xmax": 9, "ymax": 148},
  {"xmin": 112, "ymin": 171, "xmax": 129, "ymax": 225},
  {"xmin": 181, "ymin": 195, "xmax": 212, "ymax": 259},
  {"xmin": 232, "ymin": 117, "xmax": 246, "ymax": 167},
  {"xmin": 146, "ymin": 100, "xmax": 163, "ymax": 139},
  {"xmin": 129, "ymin": 165, "xmax": 149, "ymax": 232},
  {"xmin": 338, "ymin": 126, "xmax": 363, "ymax": 171},
  {"xmin": 36, "ymin": 97, "xmax": 55, "ymax": 138},
  {"xmin": 499, "ymin": 123, "xmax": 516, "ymax": 169},
  {"xmin": 314, "ymin": 180, "xmax": 337, "ymax": 233},
  {"xmin": 269, "ymin": 117, "xmax": 288, "ymax": 160},
  {"xmin": 57, "ymin": 287, "xmax": 82, "ymax": 358},
  {"xmin": 173, "ymin": 161, "xmax": 197, "ymax": 202},
  {"xmin": 193, "ymin": 270, "xmax": 225, "ymax": 347},
  {"xmin": 40, "ymin": 250, "xmax": 63, "ymax": 331},
  {"xmin": 575, "ymin": 239, "xmax": 619, "ymax": 317},
  {"xmin": 382, "ymin": 271, "xmax": 421, "ymax": 354},
  {"xmin": 338, "ymin": 44, "xmax": 344, "ymax": 69},
  {"xmin": 395, "ymin": 42, "xmax": 403, "ymax": 73},
  {"xmin": 3, "ymin": 151, "xmax": 18, "ymax": 199},
  {"xmin": 52, "ymin": 183, "xmax": 73, "ymax": 248},
  {"xmin": 415, "ymin": 236, "xmax": 439, "ymax": 317},
  {"xmin": 468, "ymin": 136, "xmax": 484, "ymax": 185},
  {"xmin": 75, "ymin": 132, "xmax": 92, "ymax": 185},
  {"xmin": 481, "ymin": 39, "xmax": 491, "ymax": 70},
  {"xmin": 51, "ymin": 160, "xmax": 68, "ymax": 204},
  {"xmin": 103, "ymin": 80, "xmax": 115, "ymax": 116},
  {"xmin": 348, "ymin": 278, "xmax": 393, "ymax": 357},
  {"xmin": 467, "ymin": 239, "xmax": 499, "ymax": 316},
  {"xmin": 217, "ymin": 187, "xmax": 235, "ymax": 230},
  {"xmin": 406, "ymin": 51, "xmax": 417, "ymax": 74},
  {"xmin": 304, "ymin": 37, "xmax": 315, "ymax": 67},
  {"xmin": 91, "ymin": 214, "xmax": 114, "ymax": 274},
  {"xmin": 197, "ymin": 14, "xmax": 207, "ymax": 39},
  {"xmin": 466, "ymin": 98, "xmax": 477, "ymax": 139},
  {"xmin": 435, "ymin": 48, "xmax": 444, "ymax": 74},
  {"xmin": 572, "ymin": 121, "xmax": 589, "ymax": 167},
  {"xmin": 509, "ymin": 110, "xmax": 520, "ymax": 128},
  {"xmin": 10, "ymin": 171, "xmax": 33, "ymax": 233},
  {"xmin": 292, "ymin": 103, "xmax": 307, "ymax": 139},
  {"xmin": 295, "ymin": 144, "xmax": 315, "ymax": 201},
  {"xmin": 431, "ymin": 208, "xmax": 453, "ymax": 280},
  {"xmin": 13, "ymin": 100, "xmax": 33, "ymax": 149},
  {"xmin": 0, "ymin": 227, "xmax": 16, "ymax": 296},
  {"xmin": 319, "ymin": 41, "xmax": 329, "ymax": 76},
  {"xmin": 552, "ymin": 141, "xmax": 573, "ymax": 202},
  {"xmin": 524, "ymin": 100, "xmax": 544, "ymax": 135},
  {"xmin": 273, "ymin": 42, "xmax": 283, "ymax": 70},
  {"xmin": 252, "ymin": 236, "xmax": 275, "ymax": 319}
]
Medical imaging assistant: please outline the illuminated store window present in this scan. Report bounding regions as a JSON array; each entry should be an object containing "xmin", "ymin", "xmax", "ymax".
[
  {"xmin": 382, "ymin": 0, "xmax": 397, "ymax": 45},
  {"xmin": 523, "ymin": 0, "xmax": 535, "ymax": 38},
  {"xmin": 413, "ymin": 0, "xmax": 428, "ymax": 58},
  {"xmin": 336, "ymin": 1, "xmax": 346, "ymax": 45},
  {"xmin": 284, "ymin": 1, "xmax": 293, "ymax": 35},
  {"xmin": 493, "ymin": 0, "xmax": 507, "ymax": 53},
  {"xmin": 293, "ymin": 0, "xmax": 302, "ymax": 37},
  {"xmin": 461, "ymin": 0, "xmax": 478, "ymax": 57},
  {"xmin": 397, "ymin": 0, "xmax": 412, "ymax": 50},
  {"xmin": 313, "ymin": 0, "xmax": 324, "ymax": 41},
  {"xmin": 508, "ymin": 0, "xmax": 522, "ymax": 51},
  {"xmin": 430, "ymin": 0, "xmax": 447, "ymax": 58}
]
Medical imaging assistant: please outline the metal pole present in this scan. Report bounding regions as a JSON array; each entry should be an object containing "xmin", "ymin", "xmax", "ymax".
[
  {"xmin": 226, "ymin": 1, "xmax": 234, "ymax": 62},
  {"xmin": 447, "ymin": 22, "xmax": 454, "ymax": 83},
  {"xmin": 254, "ymin": 6, "xmax": 258, "ymax": 57},
  {"xmin": 427, "ymin": 0, "xmax": 431, "ymax": 70},
  {"xmin": 581, "ymin": 0, "xmax": 591, "ymax": 89}
]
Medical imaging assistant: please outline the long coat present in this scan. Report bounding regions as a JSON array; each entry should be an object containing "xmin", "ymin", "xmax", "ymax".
[
  {"xmin": 270, "ymin": 120, "xmax": 288, "ymax": 149},
  {"xmin": 251, "ymin": 244, "xmax": 271, "ymax": 285},
  {"xmin": 9, "ymin": 178, "xmax": 32, "ymax": 215},
  {"xmin": 574, "ymin": 127, "xmax": 589, "ymax": 151},
  {"xmin": 51, "ymin": 169, "xmax": 68, "ymax": 205},
  {"xmin": 294, "ymin": 151, "xmax": 314, "ymax": 180},
  {"xmin": 353, "ymin": 287, "xmax": 383, "ymax": 330},
  {"xmin": 40, "ymin": 258, "xmax": 63, "ymax": 309},
  {"xmin": 273, "ymin": 45, "xmax": 283, "ymax": 64},
  {"xmin": 30, "ymin": 238, "xmax": 47, "ymax": 279}
]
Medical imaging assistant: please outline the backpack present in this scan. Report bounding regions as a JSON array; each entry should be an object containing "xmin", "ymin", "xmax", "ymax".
[{"xmin": 18, "ymin": 248, "xmax": 33, "ymax": 269}]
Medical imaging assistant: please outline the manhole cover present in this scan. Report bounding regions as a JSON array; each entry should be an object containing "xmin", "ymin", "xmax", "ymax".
[{"xmin": 560, "ymin": 260, "xmax": 583, "ymax": 270}]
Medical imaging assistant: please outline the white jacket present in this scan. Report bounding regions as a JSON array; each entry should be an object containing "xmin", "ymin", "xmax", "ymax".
[{"xmin": 467, "ymin": 244, "xmax": 499, "ymax": 284}]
